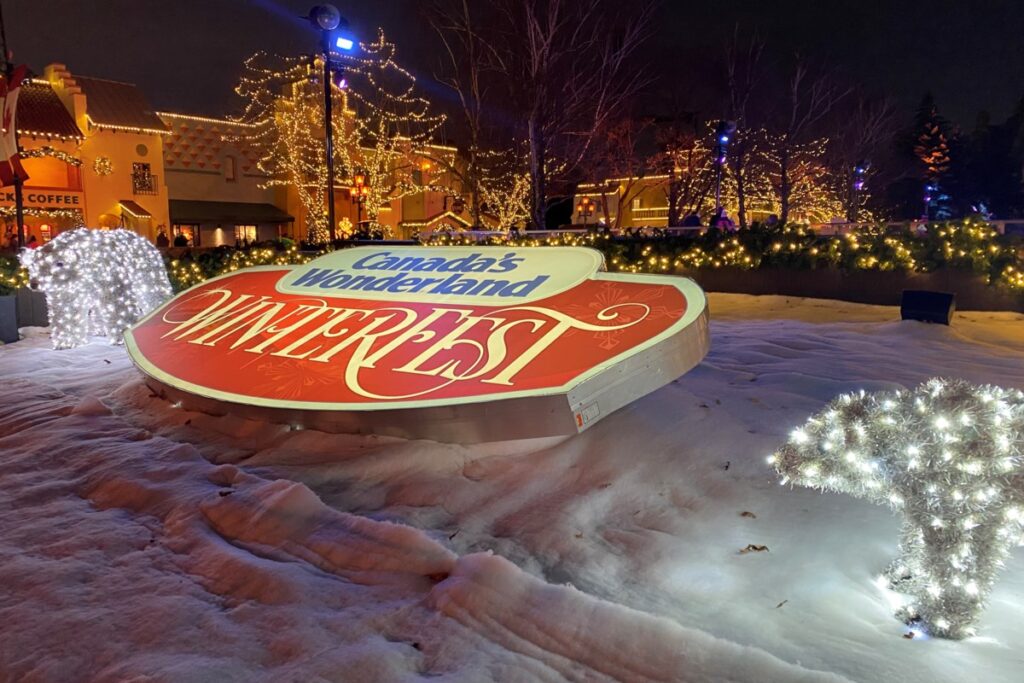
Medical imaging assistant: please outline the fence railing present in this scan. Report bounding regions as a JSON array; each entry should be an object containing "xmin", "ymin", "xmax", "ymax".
[
  {"xmin": 132, "ymin": 173, "xmax": 159, "ymax": 195},
  {"xmin": 419, "ymin": 220, "xmax": 1024, "ymax": 243}
]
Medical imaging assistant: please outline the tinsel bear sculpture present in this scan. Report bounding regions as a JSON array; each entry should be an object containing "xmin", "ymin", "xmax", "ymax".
[
  {"xmin": 769, "ymin": 378, "xmax": 1024, "ymax": 639},
  {"xmin": 21, "ymin": 228, "xmax": 173, "ymax": 349}
]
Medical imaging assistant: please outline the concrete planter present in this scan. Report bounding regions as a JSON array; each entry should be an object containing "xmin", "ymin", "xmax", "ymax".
[
  {"xmin": 16, "ymin": 288, "xmax": 49, "ymax": 327},
  {"xmin": 676, "ymin": 267, "xmax": 1024, "ymax": 312},
  {"xmin": 0, "ymin": 295, "xmax": 16, "ymax": 344}
]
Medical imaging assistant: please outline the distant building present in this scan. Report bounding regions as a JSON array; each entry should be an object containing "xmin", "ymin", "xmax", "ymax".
[
  {"xmin": 157, "ymin": 112, "xmax": 292, "ymax": 247},
  {"xmin": 572, "ymin": 176, "xmax": 670, "ymax": 229}
]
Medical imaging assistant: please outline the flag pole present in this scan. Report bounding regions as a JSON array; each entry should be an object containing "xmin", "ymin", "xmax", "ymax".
[{"xmin": 0, "ymin": 0, "xmax": 25, "ymax": 248}]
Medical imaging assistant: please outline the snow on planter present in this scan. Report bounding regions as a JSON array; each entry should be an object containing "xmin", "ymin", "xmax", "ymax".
[
  {"xmin": 123, "ymin": 246, "xmax": 709, "ymax": 442},
  {"xmin": 20, "ymin": 228, "xmax": 173, "ymax": 349},
  {"xmin": 769, "ymin": 378, "xmax": 1024, "ymax": 639}
]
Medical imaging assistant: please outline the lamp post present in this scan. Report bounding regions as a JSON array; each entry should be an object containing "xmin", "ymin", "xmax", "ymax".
[
  {"xmin": 0, "ymin": 2, "xmax": 25, "ymax": 248},
  {"xmin": 308, "ymin": 4, "xmax": 355, "ymax": 244},
  {"xmin": 923, "ymin": 181, "xmax": 938, "ymax": 220},
  {"xmin": 352, "ymin": 172, "xmax": 367, "ymax": 227},
  {"xmin": 848, "ymin": 159, "xmax": 869, "ymax": 223},
  {"xmin": 712, "ymin": 120, "xmax": 736, "ymax": 219},
  {"xmin": 576, "ymin": 196, "xmax": 595, "ymax": 229}
]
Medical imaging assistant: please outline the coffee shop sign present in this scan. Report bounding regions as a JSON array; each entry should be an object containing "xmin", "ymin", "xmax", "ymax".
[{"xmin": 0, "ymin": 190, "xmax": 83, "ymax": 208}]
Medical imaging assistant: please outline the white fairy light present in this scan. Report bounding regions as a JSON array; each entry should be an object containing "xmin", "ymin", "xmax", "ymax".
[
  {"xmin": 771, "ymin": 379, "xmax": 1024, "ymax": 639},
  {"xmin": 20, "ymin": 228, "xmax": 172, "ymax": 349}
]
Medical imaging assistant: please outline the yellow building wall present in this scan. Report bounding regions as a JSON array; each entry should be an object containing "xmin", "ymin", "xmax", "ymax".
[{"xmin": 77, "ymin": 129, "xmax": 171, "ymax": 239}]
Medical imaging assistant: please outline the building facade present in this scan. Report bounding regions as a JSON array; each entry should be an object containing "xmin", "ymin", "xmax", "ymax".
[
  {"xmin": 5, "ymin": 62, "xmax": 473, "ymax": 247},
  {"xmin": 572, "ymin": 176, "xmax": 672, "ymax": 230},
  {"xmin": 3, "ymin": 64, "xmax": 172, "ymax": 245},
  {"xmin": 158, "ymin": 112, "xmax": 292, "ymax": 246}
]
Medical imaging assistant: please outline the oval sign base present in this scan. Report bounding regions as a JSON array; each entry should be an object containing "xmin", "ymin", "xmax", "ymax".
[{"xmin": 126, "ymin": 246, "xmax": 710, "ymax": 443}]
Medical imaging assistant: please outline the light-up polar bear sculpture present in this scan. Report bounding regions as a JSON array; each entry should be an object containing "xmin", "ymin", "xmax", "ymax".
[
  {"xmin": 20, "ymin": 228, "xmax": 173, "ymax": 349},
  {"xmin": 769, "ymin": 378, "xmax": 1024, "ymax": 639}
]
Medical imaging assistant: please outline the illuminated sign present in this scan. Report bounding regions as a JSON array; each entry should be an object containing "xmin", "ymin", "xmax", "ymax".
[
  {"xmin": 125, "ymin": 246, "xmax": 709, "ymax": 442},
  {"xmin": 0, "ymin": 189, "xmax": 84, "ymax": 210}
]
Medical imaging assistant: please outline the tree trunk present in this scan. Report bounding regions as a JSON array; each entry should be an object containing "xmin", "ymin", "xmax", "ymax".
[
  {"xmin": 779, "ymin": 143, "xmax": 791, "ymax": 224},
  {"xmin": 468, "ymin": 152, "xmax": 483, "ymax": 228},
  {"xmin": 667, "ymin": 166, "xmax": 679, "ymax": 227},
  {"xmin": 600, "ymin": 192, "xmax": 612, "ymax": 228},
  {"xmin": 528, "ymin": 114, "xmax": 546, "ymax": 230},
  {"xmin": 733, "ymin": 160, "xmax": 747, "ymax": 229}
]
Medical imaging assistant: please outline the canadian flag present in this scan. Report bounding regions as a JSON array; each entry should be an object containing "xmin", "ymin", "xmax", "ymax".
[{"xmin": 0, "ymin": 65, "xmax": 29, "ymax": 187}]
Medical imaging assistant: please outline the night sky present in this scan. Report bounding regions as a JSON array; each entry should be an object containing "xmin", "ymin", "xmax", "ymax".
[{"xmin": 6, "ymin": 0, "xmax": 1024, "ymax": 127}]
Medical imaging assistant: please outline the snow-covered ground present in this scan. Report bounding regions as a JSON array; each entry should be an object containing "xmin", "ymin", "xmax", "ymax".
[{"xmin": 3, "ymin": 293, "xmax": 1024, "ymax": 682}]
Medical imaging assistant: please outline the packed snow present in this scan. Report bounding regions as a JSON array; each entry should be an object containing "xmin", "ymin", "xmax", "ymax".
[{"xmin": 2, "ymin": 293, "xmax": 1024, "ymax": 682}]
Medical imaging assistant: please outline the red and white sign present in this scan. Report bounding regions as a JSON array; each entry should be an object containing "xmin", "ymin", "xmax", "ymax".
[{"xmin": 125, "ymin": 247, "xmax": 709, "ymax": 441}]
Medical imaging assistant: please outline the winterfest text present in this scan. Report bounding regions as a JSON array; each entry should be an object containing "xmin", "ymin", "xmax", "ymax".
[{"xmin": 159, "ymin": 287, "xmax": 650, "ymax": 400}]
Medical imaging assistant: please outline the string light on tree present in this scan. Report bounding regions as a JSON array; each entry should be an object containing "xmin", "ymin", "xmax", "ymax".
[
  {"xmin": 230, "ymin": 30, "xmax": 447, "ymax": 243},
  {"xmin": 478, "ymin": 147, "xmax": 532, "ymax": 232},
  {"xmin": 20, "ymin": 228, "xmax": 172, "ymax": 349},
  {"xmin": 230, "ymin": 52, "xmax": 354, "ymax": 245},
  {"xmin": 337, "ymin": 30, "xmax": 448, "ymax": 237},
  {"xmin": 769, "ymin": 378, "xmax": 1024, "ymax": 639}
]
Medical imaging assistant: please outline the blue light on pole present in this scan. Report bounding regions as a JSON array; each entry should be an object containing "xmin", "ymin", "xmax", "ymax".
[
  {"xmin": 853, "ymin": 160, "xmax": 869, "ymax": 192},
  {"xmin": 308, "ymin": 3, "xmax": 355, "ymax": 242},
  {"xmin": 712, "ymin": 120, "xmax": 737, "ymax": 216}
]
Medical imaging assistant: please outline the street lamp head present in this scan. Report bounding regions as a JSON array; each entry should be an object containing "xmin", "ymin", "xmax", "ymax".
[{"xmin": 309, "ymin": 4, "xmax": 341, "ymax": 31}]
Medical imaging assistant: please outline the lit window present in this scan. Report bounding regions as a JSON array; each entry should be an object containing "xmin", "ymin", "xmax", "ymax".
[
  {"xmin": 234, "ymin": 225, "xmax": 257, "ymax": 244},
  {"xmin": 632, "ymin": 198, "xmax": 642, "ymax": 210},
  {"xmin": 172, "ymin": 224, "xmax": 199, "ymax": 246}
]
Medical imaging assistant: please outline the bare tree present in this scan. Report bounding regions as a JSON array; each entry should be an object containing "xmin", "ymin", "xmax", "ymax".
[
  {"xmin": 487, "ymin": 0, "xmax": 655, "ymax": 228},
  {"xmin": 428, "ymin": 0, "xmax": 500, "ymax": 227},
  {"xmin": 654, "ymin": 119, "xmax": 717, "ymax": 223},
  {"xmin": 828, "ymin": 95, "xmax": 897, "ymax": 220},
  {"xmin": 724, "ymin": 28, "xmax": 765, "ymax": 228},
  {"xmin": 587, "ymin": 117, "xmax": 663, "ymax": 230},
  {"xmin": 770, "ymin": 58, "xmax": 851, "ymax": 223}
]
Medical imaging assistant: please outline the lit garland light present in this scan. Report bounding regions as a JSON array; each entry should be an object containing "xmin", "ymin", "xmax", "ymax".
[
  {"xmin": 20, "ymin": 228, "xmax": 173, "ymax": 349},
  {"xmin": 415, "ymin": 217, "xmax": 1024, "ymax": 291},
  {"xmin": 6, "ymin": 219, "xmax": 1021, "ymax": 302},
  {"xmin": 0, "ymin": 207, "xmax": 85, "ymax": 225},
  {"xmin": 769, "ymin": 378, "xmax": 1024, "ymax": 639},
  {"xmin": 21, "ymin": 146, "xmax": 83, "ymax": 167},
  {"xmin": 165, "ymin": 243, "xmax": 313, "ymax": 292}
]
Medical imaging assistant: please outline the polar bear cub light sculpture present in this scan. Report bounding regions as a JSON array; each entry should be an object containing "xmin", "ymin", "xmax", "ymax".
[
  {"xmin": 769, "ymin": 378, "xmax": 1024, "ymax": 639},
  {"xmin": 20, "ymin": 228, "xmax": 173, "ymax": 349}
]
